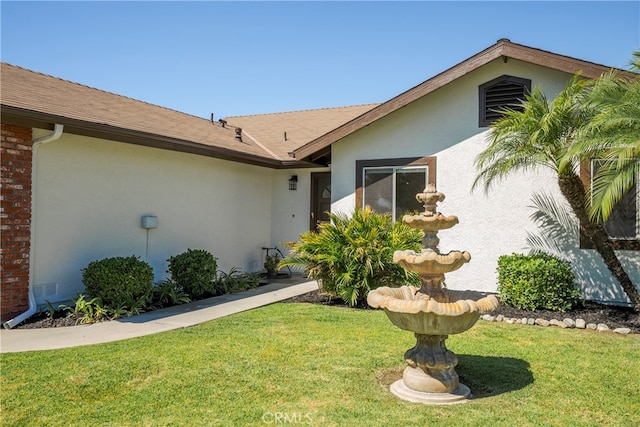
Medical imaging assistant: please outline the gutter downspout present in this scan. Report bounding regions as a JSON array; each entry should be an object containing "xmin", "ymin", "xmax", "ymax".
[{"xmin": 3, "ymin": 124, "xmax": 64, "ymax": 329}]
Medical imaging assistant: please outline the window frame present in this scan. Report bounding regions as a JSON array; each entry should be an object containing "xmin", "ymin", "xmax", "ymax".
[
  {"xmin": 579, "ymin": 160, "xmax": 640, "ymax": 250},
  {"xmin": 355, "ymin": 156, "xmax": 437, "ymax": 221}
]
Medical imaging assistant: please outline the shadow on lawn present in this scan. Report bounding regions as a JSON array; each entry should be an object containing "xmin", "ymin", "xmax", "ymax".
[{"xmin": 457, "ymin": 355, "xmax": 533, "ymax": 399}]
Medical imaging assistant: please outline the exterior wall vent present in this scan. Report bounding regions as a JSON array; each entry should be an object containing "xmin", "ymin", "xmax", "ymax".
[{"xmin": 479, "ymin": 75, "xmax": 531, "ymax": 127}]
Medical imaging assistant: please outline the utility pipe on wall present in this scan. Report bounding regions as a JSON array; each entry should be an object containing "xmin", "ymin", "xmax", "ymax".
[{"xmin": 3, "ymin": 124, "xmax": 64, "ymax": 329}]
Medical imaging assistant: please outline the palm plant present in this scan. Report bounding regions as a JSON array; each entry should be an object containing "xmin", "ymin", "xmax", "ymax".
[
  {"xmin": 563, "ymin": 53, "xmax": 640, "ymax": 222},
  {"xmin": 473, "ymin": 74, "xmax": 640, "ymax": 311},
  {"xmin": 280, "ymin": 207, "xmax": 423, "ymax": 306}
]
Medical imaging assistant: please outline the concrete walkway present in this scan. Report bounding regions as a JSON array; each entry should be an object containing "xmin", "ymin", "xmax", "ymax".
[{"xmin": 0, "ymin": 278, "xmax": 318, "ymax": 353}]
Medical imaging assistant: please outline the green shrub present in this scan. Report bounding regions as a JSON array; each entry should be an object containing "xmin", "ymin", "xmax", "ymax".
[
  {"xmin": 497, "ymin": 252, "xmax": 582, "ymax": 311},
  {"xmin": 280, "ymin": 207, "xmax": 423, "ymax": 306},
  {"xmin": 215, "ymin": 267, "xmax": 260, "ymax": 294},
  {"xmin": 152, "ymin": 279, "xmax": 191, "ymax": 308},
  {"xmin": 82, "ymin": 256, "xmax": 153, "ymax": 310},
  {"xmin": 167, "ymin": 249, "xmax": 218, "ymax": 298}
]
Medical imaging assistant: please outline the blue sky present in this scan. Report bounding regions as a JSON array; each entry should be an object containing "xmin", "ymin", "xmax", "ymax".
[{"xmin": 2, "ymin": 1, "xmax": 638, "ymax": 118}]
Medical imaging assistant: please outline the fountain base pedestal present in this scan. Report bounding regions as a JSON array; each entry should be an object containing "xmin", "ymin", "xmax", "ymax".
[
  {"xmin": 391, "ymin": 333, "xmax": 471, "ymax": 404},
  {"xmin": 390, "ymin": 379, "xmax": 471, "ymax": 405}
]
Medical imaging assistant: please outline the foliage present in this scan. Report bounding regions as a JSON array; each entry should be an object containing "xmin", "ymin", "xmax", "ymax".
[
  {"xmin": 563, "ymin": 61, "xmax": 640, "ymax": 222},
  {"xmin": 152, "ymin": 279, "xmax": 191, "ymax": 308},
  {"xmin": 60, "ymin": 294, "xmax": 111, "ymax": 324},
  {"xmin": 473, "ymin": 74, "xmax": 592, "ymax": 193},
  {"xmin": 473, "ymin": 71, "xmax": 640, "ymax": 311},
  {"xmin": 497, "ymin": 253, "xmax": 582, "ymax": 311},
  {"xmin": 215, "ymin": 267, "xmax": 260, "ymax": 294},
  {"xmin": 167, "ymin": 249, "xmax": 218, "ymax": 298},
  {"xmin": 82, "ymin": 256, "xmax": 154, "ymax": 311},
  {"xmin": 280, "ymin": 207, "xmax": 423, "ymax": 306},
  {"xmin": 264, "ymin": 252, "xmax": 281, "ymax": 272}
]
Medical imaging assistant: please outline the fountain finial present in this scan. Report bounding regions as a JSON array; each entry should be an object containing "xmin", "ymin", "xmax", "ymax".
[{"xmin": 416, "ymin": 183, "xmax": 445, "ymax": 216}]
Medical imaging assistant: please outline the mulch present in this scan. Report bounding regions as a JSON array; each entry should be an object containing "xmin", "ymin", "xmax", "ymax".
[
  {"xmin": 14, "ymin": 289, "xmax": 640, "ymax": 334},
  {"xmin": 282, "ymin": 290, "xmax": 640, "ymax": 333}
]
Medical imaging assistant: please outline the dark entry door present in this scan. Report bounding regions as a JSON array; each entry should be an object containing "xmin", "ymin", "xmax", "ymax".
[{"xmin": 310, "ymin": 172, "xmax": 331, "ymax": 231}]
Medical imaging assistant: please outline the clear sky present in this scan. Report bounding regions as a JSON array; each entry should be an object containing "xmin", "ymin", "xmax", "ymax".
[{"xmin": 1, "ymin": 1, "xmax": 638, "ymax": 118}]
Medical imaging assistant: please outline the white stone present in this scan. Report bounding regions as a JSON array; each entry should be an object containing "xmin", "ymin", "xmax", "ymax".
[
  {"xmin": 495, "ymin": 315, "xmax": 504, "ymax": 322},
  {"xmin": 563, "ymin": 318, "xmax": 575, "ymax": 328},
  {"xmin": 521, "ymin": 318, "xmax": 528, "ymax": 325},
  {"xmin": 587, "ymin": 323, "xmax": 597, "ymax": 330},
  {"xmin": 549, "ymin": 319, "xmax": 562, "ymax": 327},
  {"xmin": 596, "ymin": 323, "xmax": 609, "ymax": 332},
  {"xmin": 613, "ymin": 328, "xmax": 631, "ymax": 335},
  {"xmin": 527, "ymin": 318, "xmax": 535, "ymax": 325},
  {"xmin": 505, "ymin": 318, "xmax": 515, "ymax": 324},
  {"xmin": 575, "ymin": 319, "xmax": 586, "ymax": 329}
]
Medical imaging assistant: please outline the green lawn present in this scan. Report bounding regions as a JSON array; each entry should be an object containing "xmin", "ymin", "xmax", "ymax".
[{"xmin": 1, "ymin": 303, "xmax": 638, "ymax": 426}]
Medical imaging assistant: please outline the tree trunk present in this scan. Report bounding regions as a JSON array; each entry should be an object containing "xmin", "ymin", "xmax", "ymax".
[{"xmin": 558, "ymin": 172, "xmax": 640, "ymax": 312}]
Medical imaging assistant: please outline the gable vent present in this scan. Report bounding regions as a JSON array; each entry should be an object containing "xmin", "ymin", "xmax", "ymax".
[{"xmin": 479, "ymin": 75, "xmax": 531, "ymax": 127}]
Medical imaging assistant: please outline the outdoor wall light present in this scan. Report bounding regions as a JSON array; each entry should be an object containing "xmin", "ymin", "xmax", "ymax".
[{"xmin": 288, "ymin": 175, "xmax": 298, "ymax": 191}]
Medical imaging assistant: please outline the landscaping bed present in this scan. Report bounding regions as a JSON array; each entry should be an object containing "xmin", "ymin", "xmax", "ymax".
[{"xmin": 283, "ymin": 290, "xmax": 640, "ymax": 333}]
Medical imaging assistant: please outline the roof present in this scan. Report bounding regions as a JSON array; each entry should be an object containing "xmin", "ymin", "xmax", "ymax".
[
  {"xmin": 292, "ymin": 39, "xmax": 638, "ymax": 163},
  {"xmin": 1, "ymin": 63, "xmax": 369, "ymax": 168},
  {"xmin": 224, "ymin": 104, "xmax": 378, "ymax": 161},
  {"xmin": 2, "ymin": 39, "xmax": 635, "ymax": 168}
]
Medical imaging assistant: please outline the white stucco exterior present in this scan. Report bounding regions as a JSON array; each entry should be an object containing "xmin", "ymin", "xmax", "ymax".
[
  {"xmin": 30, "ymin": 130, "xmax": 316, "ymax": 306},
  {"xmin": 329, "ymin": 58, "xmax": 640, "ymax": 304},
  {"xmin": 21, "ymin": 56, "xmax": 639, "ymax": 309}
]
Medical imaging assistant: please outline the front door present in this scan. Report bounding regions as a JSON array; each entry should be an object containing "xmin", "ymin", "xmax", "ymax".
[{"xmin": 310, "ymin": 172, "xmax": 331, "ymax": 231}]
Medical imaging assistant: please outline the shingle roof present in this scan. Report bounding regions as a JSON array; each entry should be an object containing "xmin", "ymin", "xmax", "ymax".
[
  {"xmin": 2, "ymin": 63, "xmax": 369, "ymax": 167},
  {"xmin": 224, "ymin": 104, "xmax": 378, "ymax": 160}
]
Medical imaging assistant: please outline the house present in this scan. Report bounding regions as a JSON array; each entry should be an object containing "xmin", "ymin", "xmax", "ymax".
[{"xmin": 2, "ymin": 39, "xmax": 638, "ymax": 326}]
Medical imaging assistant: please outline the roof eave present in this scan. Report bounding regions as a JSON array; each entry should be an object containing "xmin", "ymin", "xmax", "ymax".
[
  {"xmin": 292, "ymin": 39, "xmax": 634, "ymax": 162},
  {"xmin": 1, "ymin": 105, "xmax": 286, "ymax": 168}
]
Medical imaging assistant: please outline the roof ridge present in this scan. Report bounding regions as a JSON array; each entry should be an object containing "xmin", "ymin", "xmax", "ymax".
[
  {"xmin": 224, "ymin": 103, "xmax": 380, "ymax": 119},
  {"xmin": 1, "ymin": 62, "xmax": 213, "ymax": 123}
]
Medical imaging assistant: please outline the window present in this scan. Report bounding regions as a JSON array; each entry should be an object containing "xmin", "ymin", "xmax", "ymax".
[
  {"xmin": 479, "ymin": 75, "xmax": 531, "ymax": 127},
  {"xmin": 580, "ymin": 160, "xmax": 640, "ymax": 250},
  {"xmin": 356, "ymin": 157, "xmax": 436, "ymax": 221},
  {"xmin": 591, "ymin": 160, "xmax": 639, "ymax": 240}
]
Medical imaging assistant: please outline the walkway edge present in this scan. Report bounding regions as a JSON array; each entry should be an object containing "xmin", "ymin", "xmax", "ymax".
[{"xmin": 0, "ymin": 280, "xmax": 319, "ymax": 353}]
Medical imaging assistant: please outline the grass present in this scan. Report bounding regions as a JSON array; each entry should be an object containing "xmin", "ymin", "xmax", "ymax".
[{"xmin": 1, "ymin": 303, "xmax": 639, "ymax": 426}]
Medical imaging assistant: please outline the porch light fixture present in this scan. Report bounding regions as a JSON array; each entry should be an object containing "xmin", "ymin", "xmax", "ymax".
[{"xmin": 288, "ymin": 175, "xmax": 298, "ymax": 191}]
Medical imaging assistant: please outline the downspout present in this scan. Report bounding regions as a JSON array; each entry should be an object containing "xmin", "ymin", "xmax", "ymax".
[{"xmin": 3, "ymin": 124, "xmax": 64, "ymax": 329}]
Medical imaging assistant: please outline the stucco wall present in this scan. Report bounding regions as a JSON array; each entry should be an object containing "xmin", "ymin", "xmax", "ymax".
[
  {"xmin": 270, "ymin": 168, "xmax": 329, "ymax": 252},
  {"xmin": 330, "ymin": 58, "xmax": 640, "ymax": 304},
  {"xmin": 32, "ymin": 131, "xmax": 276, "ymax": 306}
]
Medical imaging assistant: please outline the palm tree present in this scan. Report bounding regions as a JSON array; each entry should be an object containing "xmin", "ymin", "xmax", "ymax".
[
  {"xmin": 564, "ymin": 52, "xmax": 640, "ymax": 222},
  {"xmin": 473, "ymin": 74, "xmax": 640, "ymax": 311}
]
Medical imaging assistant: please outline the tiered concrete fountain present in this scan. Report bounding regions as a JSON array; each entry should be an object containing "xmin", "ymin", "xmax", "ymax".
[{"xmin": 367, "ymin": 184, "xmax": 498, "ymax": 404}]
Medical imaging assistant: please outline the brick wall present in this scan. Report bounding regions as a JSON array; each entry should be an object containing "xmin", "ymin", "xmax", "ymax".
[{"xmin": 1, "ymin": 123, "xmax": 33, "ymax": 322}]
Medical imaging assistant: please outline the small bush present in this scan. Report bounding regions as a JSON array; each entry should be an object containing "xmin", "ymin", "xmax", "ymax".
[
  {"xmin": 497, "ymin": 252, "xmax": 582, "ymax": 311},
  {"xmin": 280, "ymin": 207, "xmax": 423, "ymax": 306},
  {"xmin": 82, "ymin": 256, "xmax": 153, "ymax": 310},
  {"xmin": 167, "ymin": 249, "xmax": 218, "ymax": 298},
  {"xmin": 216, "ymin": 267, "xmax": 260, "ymax": 294},
  {"xmin": 152, "ymin": 279, "xmax": 191, "ymax": 308}
]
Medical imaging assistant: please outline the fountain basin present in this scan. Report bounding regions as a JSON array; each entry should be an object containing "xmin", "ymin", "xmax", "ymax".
[
  {"xmin": 393, "ymin": 250, "xmax": 471, "ymax": 275},
  {"xmin": 367, "ymin": 286, "xmax": 499, "ymax": 335},
  {"xmin": 402, "ymin": 213, "xmax": 459, "ymax": 231}
]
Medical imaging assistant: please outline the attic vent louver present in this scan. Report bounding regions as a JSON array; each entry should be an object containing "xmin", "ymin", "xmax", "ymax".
[
  {"xmin": 479, "ymin": 75, "xmax": 531, "ymax": 127},
  {"xmin": 235, "ymin": 127, "xmax": 243, "ymax": 142}
]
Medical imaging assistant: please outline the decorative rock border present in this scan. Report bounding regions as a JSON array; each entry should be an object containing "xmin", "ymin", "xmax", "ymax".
[{"xmin": 481, "ymin": 314, "xmax": 634, "ymax": 335}]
